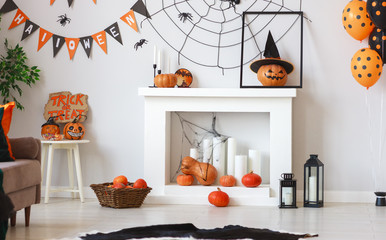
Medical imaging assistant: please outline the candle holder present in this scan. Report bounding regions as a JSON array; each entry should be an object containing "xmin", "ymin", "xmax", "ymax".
[
  {"xmin": 304, "ymin": 154, "xmax": 324, "ymax": 208},
  {"xmin": 158, "ymin": 69, "xmax": 162, "ymax": 75},
  {"xmin": 153, "ymin": 64, "xmax": 157, "ymax": 78},
  {"xmin": 374, "ymin": 192, "xmax": 386, "ymax": 206},
  {"xmin": 279, "ymin": 173, "xmax": 297, "ymax": 208}
]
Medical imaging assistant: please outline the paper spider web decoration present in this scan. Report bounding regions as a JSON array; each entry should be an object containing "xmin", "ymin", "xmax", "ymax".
[{"xmin": 142, "ymin": 0, "xmax": 305, "ymax": 73}]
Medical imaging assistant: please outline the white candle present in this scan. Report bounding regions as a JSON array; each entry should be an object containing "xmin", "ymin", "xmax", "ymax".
[
  {"xmin": 248, "ymin": 149, "xmax": 261, "ymax": 175},
  {"xmin": 309, "ymin": 176, "xmax": 317, "ymax": 202},
  {"xmin": 190, "ymin": 148, "xmax": 199, "ymax": 160},
  {"xmin": 167, "ymin": 55, "xmax": 170, "ymax": 73},
  {"xmin": 227, "ymin": 138, "xmax": 236, "ymax": 176},
  {"xmin": 153, "ymin": 45, "xmax": 157, "ymax": 65},
  {"xmin": 202, "ymin": 138, "xmax": 212, "ymax": 164},
  {"xmin": 234, "ymin": 155, "xmax": 247, "ymax": 186},
  {"xmin": 157, "ymin": 49, "xmax": 161, "ymax": 72},
  {"xmin": 212, "ymin": 137, "xmax": 225, "ymax": 183},
  {"xmin": 284, "ymin": 192, "xmax": 293, "ymax": 205}
]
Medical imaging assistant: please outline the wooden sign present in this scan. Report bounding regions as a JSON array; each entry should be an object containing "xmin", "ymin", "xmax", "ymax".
[{"xmin": 43, "ymin": 91, "xmax": 88, "ymax": 123}]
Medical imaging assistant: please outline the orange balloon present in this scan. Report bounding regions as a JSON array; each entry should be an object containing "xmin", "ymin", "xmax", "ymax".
[
  {"xmin": 342, "ymin": 0, "xmax": 375, "ymax": 41},
  {"xmin": 351, "ymin": 48, "xmax": 383, "ymax": 89}
]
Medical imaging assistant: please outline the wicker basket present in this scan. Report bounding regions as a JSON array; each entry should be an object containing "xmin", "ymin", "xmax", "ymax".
[{"xmin": 90, "ymin": 182, "xmax": 152, "ymax": 208}]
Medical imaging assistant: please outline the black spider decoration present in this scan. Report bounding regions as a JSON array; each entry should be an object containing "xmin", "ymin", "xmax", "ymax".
[
  {"xmin": 220, "ymin": 0, "xmax": 240, "ymax": 8},
  {"xmin": 134, "ymin": 39, "xmax": 148, "ymax": 50},
  {"xmin": 178, "ymin": 12, "xmax": 193, "ymax": 23},
  {"xmin": 57, "ymin": 14, "xmax": 71, "ymax": 27}
]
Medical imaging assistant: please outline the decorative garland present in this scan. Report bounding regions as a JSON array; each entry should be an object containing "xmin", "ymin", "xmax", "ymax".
[
  {"xmin": 0, "ymin": 0, "xmax": 151, "ymax": 59},
  {"xmin": 50, "ymin": 0, "xmax": 96, "ymax": 7}
]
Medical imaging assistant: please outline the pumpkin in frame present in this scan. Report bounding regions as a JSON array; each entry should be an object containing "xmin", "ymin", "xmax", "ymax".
[
  {"xmin": 63, "ymin": 114, "xmax": 86, "ymax": 140},
  {"xmin": 175, "ymin": 68, "xmax": 193, "ymax": 88},
  {"xmin": 257, "ymin": 64, "xmax": 288, "ymax": 86}
]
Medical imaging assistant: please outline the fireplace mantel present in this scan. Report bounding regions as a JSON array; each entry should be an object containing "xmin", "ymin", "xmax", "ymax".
[{"xmin": 139, "ymin": 88, "xmax": 296, "ymax": 206}]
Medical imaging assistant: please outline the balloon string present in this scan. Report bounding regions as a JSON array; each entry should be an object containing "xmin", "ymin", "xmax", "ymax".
[
  {"xmin": 365, "ymin": 91, "xmax": 378, "ymax": 191},
  {"xmin": 378, "ymin": 84, "xmax": 384, "ymax": 188}
]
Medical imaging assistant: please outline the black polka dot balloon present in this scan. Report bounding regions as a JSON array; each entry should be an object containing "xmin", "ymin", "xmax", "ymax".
[
  {"xmin": 369, "ymin": 28, "xmax": 385, "ymax": 64},
  {"xmin": 351, "ymin": 48, "xmax": 383, "ymax": 89},
  {"xmin": 343, "ymin": 0, "xmax": 375, "ymax": 41},
  {"xmin": 367, "ymin": 0, "xmax": 386, "ymax": 29}
]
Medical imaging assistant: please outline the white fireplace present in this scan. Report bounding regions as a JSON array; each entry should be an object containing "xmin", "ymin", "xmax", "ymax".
[{"xmin": 139, "ymin": 88, "xmax": 296, "ymax": 206}]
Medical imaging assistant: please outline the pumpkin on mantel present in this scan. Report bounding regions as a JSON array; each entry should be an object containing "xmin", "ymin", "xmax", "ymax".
[
  {"xmin": 154, "ymin": 74, "xmax": 177, "ymax": 88},
  {"xmin": 257, "ymin": 64, "xmax": 288, "ymax": 86},
  {"xmin": 181, "ymin": 156, "xmax": 217, "ymax": 186}
]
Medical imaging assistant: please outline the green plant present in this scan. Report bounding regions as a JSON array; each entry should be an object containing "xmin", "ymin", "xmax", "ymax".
[{"xmin": 0, "ymin": 16, "xmax": 40, "ymax": 110}]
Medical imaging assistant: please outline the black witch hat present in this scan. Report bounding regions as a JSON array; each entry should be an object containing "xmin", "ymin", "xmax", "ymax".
[{"xmin": 250, "ymin": 31, "xmax": 294, "ymax": 74}]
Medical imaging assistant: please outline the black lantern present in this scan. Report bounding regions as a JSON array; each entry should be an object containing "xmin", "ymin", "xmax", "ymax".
[
  {"xmin": 304, "ymin": 154, "xmax": 324, "ymax": 208},
  {"xmin": 279, "ymin": 173, "xmax": 297, "ymax": 208}
]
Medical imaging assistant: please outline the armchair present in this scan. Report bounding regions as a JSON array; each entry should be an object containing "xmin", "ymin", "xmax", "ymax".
[{"xmin": 0, "ymin": 137, "xmax": 41, "ymax": 227}]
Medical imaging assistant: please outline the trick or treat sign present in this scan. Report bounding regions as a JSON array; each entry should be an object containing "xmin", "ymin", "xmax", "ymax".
[{"xmin": 43, "ymin": 91, "xmax": 88, "ymax": 123}]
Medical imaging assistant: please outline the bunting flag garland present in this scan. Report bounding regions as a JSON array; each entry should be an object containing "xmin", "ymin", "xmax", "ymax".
[
  {"xmin": 1, "ymin": 0, "xmax": 147, "ymax": 60},
  {"xmin": 67, "ymin": 0, "xmax": 74, "ymax": 7},
  {"xmin": 50, "ymin": 0, "xmax": 96, "ymax": 6}
]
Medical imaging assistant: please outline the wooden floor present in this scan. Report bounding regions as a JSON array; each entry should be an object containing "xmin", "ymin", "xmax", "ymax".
[{"xmin": 5, "ymin": 198, "xmax": 386, "ymax": 240}]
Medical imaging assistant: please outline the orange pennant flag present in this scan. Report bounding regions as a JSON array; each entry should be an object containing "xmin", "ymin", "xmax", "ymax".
[
  {"xmin": 50, "ymin": 0, "xmax": 55, "ymax": 5},
  {"xmin": 92, "ymin": 31, "xmax": 107, "ymax": 54},
  {"xmin": 65, "ymin": 38, "xmax": 80, "ymax": 60},
  {"xmin": 37, "ymin": 28, "xmax": 53, "ymax": 51},
  {"xmin": 92, "ymin": 0, "xmax": 96, "ymax": 3},
  {"xmin": 9, "ymin": 9, "xmax": 29, "ymax": 30},
  {"xmin": 120, "ymin": 10, "xmax": 138, "ymax": 32}
]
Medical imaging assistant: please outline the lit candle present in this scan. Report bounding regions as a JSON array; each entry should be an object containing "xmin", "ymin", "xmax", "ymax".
[
  {"xmin": 153, "ymin": 45, "xmax": 157, "ymax": 65},
  {"xmin": 248, "ymin": 149, "xmax": 261, "ymax": 175},
  {"xmin": 234, "ymin": 155, "xmax": 247, "ymax": 186},
  {"xmin": 190, "ymin": 148, "xmax": 199, "ymax": 160},
  {"xmin": 309, "ymin": 176, "xmax": 317, "ymax": 202},
  {"xmin": 227, "ymin": 138, "xmax": 236, "ymax": 176}
]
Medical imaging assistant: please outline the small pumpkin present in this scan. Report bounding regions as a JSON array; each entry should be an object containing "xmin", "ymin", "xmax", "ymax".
[
  {"xmin": 63, "ymin": 114, "xmax": 85, "ymax": 140},
  {"xmin": 208, "ymin": 187, "xmax": 229, "ymax": 207},
  {"xmin": 175, "ymin": 68, "xmax": 193, "ymax": 88},
  {"xmin": 257, "ymin": 64, "xmax": 288, "ymax": 86},
  {"xmin": 176, "ymin": 174, "xmax": 194, "ymax": 186},
  {"xmin": 133, "ymin": 178, "xmax": 148, "ymax": 188},
  {"xmin": 241, "ymin": 171, "xmax": 262, "ymax": 188},
  {"xmin": 154, "ymin": 74, "xmax": 177, "ymax": 88},
  {"xmin": 181, "ymin": 156, "xmax": 217, "ymax": 186},
  {"xmin": 41, "ymin": 116, "xmax": 61, "ymax": 136},
  {"xmin": 219, "ymin": 175, "xmax": 236, "ymax": 187}
]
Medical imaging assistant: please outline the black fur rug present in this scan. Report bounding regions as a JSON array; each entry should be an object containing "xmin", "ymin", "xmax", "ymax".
[{"xmin": 81, "ymin": 223, "xmax": 318, "ymax": 240}]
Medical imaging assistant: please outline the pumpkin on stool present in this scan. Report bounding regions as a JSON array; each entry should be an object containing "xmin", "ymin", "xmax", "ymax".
[
  {"xmin": 64, "ymin": 115, "xmax": 86, "ymax": 140},
  {"xmin": 250, "ymin": 31, "xmax": 294, "ymax": 87},
  {"xmin": 41, "ymin": 115, "xmax": 64, "ymax": 140}
]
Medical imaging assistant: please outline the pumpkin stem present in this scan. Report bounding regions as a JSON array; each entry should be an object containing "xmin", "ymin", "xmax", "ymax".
[
  {"xmin": 249, "ymin": 171, "xmax": 254, "ymax": 174},
  {"xmin": 73, "ymin": 113, "xmax": 88, "ymax": 123},
  {"xmin": 217, "ymin": 187, "xmax": 221, "ymax": 191}
]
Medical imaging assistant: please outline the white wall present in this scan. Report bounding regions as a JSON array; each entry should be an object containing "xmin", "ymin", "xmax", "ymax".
[{"xmin": 1, "ymin": 0, "xmax": 385, "ymax": 202}]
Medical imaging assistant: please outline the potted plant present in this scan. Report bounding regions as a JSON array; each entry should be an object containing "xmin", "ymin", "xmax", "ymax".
[{"xmin": 0, "ymin": 15, "xmax": 40, "ymax": 110}]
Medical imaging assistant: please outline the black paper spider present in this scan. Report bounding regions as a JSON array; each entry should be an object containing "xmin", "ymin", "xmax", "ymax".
[
  {"xmin": 178, "ymin": 12, "xmax": 193, "ymax": 23},
  {"xmin": 57, "ymin": 14, "xmax": 71, "ymax": 27},
  {"xmin": 134, "ymin": 39, "xmax": 148, "ymax": 50},
  {"xmin": 220, "ymin": 0, "xmax": 240, "ymax": 8}
]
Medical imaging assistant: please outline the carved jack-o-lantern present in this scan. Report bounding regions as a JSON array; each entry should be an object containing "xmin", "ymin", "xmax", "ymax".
[
  {"xmin": 41, "ymin": 115, "xmax": 63, "ymax": 140},
  {"xmin": 257, "ymin": 64, "xmax": 288, "ymax": 86},
  {"xmin": 63, "ymin": 115, "xmax": 86, "ymax": 140}
]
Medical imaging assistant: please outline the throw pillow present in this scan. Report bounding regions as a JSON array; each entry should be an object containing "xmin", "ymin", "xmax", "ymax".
[{"xmin": 0, "ymin": 102, "xmax": 15, "ymax": 162}]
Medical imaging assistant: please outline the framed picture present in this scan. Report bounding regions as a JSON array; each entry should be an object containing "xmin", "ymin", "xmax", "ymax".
[{"xmin": 239, "ymin": 11, "xmax": 304, "ymax": 88}]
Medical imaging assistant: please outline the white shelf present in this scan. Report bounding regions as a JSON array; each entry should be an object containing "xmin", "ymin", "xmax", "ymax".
[{"xmin": 138, "ymin": 87, "xmax": 296, "ymax": 98}]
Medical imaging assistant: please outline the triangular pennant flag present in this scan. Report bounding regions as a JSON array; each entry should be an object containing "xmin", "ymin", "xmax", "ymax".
[
  {"xmin": 52, "ymin": 35, "xmax": 65, "ymax": 57},
  {"xmin": 21, "ymin": 20, "xmax": 39, "ymax": 41},
  {"xmin": 120, "ymin": 10, "xmax": 138, "ymax": 33},
  {"xmin": 91, "ymin": 31, "xmax": 107, "ymax": 54},
  {"xmin": 9, "ymin": 9, "xmax": 29, "ymax": 30},
  {"xmin": 65, "ymin": 38, "xmax": 80, "ymax": 60},
  {"xmin": 131, "ymin": 0, "xmax": 151, "ymax": 19},
  {"xmin": 92, "ymin": 0, "xmax": 96, "ymax": 3},
  {"xmin": 105, "ymin": 22, "xmax": 123, "ymax": 45},
  {"xmin": 80, "ymin": 36, "xmax": 93, "ymax": 58},
  {"xmin": 68, "ymin": 0, "xmax": 74, "ymax": 7},
  {"xmin": 50, "ymin": 0, "xmax": 55, "ymax": 5},
  {"xmin": 0, "ymin": 0, "xmax": 18, "ymax": 14},
  {"xmin": 37, "ymin": 28, "xmax": 53, "ymax": 51}
]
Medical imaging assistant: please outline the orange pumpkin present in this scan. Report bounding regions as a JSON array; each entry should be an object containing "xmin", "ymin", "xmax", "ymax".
[
  {"xmin": 175, "ymin": 68, "xmax": 193, "ymax": 87},
  {"xmin": 257, "ymin": 64, "xmax": 288, "ymax": 86},
  {"xmin": 219, "ymin": 175, "xmax": 236, "ymax": 187},
  {"xmin": 154, "ymin": 74, "xmax": 177, "ymax": 88},
  {"xmin": 181, "ymin": 156, "xmax": 217, "ymax": 186},
  {"xmin": 241, "ymin": 171, "xmax": 262, "ymax": 188},
  {"xmin": 113, "ymin": 175, "xmax": 128, "ymax": 186},
  {"xmin": 133, "ymin": 178, "xmax": 148, "ymax": 188},
  {"xmin": 208, "ymin": 188, "xmax": 229, "ymax": 207},
  {"xmin": 41, "ymin": 116, "xmax": 60, "ymax": 136},
  {"xmin": 176, "ymin": 174, "xmax": 194, "ymax": 186}
]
